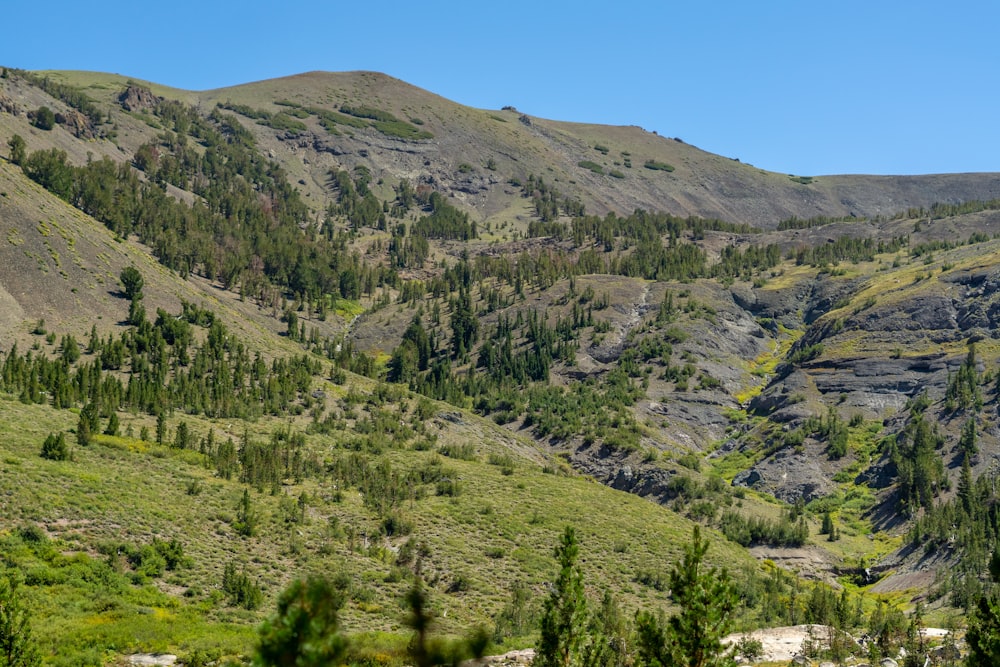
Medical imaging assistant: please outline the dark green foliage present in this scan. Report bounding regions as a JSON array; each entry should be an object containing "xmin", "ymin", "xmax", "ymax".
[
  {"xmin": 59, "ymin": 334, "xmax": 80, "ymax": 364},
  {"xmin": 414, "ymin": 192, "xmax": 477, "ymax": 240},
  {"xmin": 338, "ymin": 105, "xmax": 433, "ymax": 140},
  {"xmin": 889, "ymin": 411, "xmax": 946, "ymax": 514},
  {"xmin": 173, "ymin": 421, "xmax": 191, "ymax": 449},
  {"xmin": 78, "ymin": 403, "xmax": 99, "ymax": 446},
  {"xmin": 215, "ymin": 438, "xmax": 239, "ymax": 480},
  {"xmin": 40, "ymin": 432, "xmax": 69, "ymax": 461},
  {"xmin": 21, "ymin": 148, "xmax": 74, "ymax": 199},
  {"xmin": 777, "ymin": 214, "xmax": 863, "ymax": 230},
  {"xmin": 0, "ymin": 301, "xmax": 323, "ymax": 423},
  {"xmin": 216, "ymin": 101, "xmax": 308, "ymax": 134},
  {"xmin": 946, "ymin": 345, "xmax": 982, "ymax": 413},
  {"xmin": 19, "ymin": 101, "xmax": 394, "ymax": 305},
  {"xmin": 967, "ymin": 564, "xmax": 1000, "ymax": 666},
  {"xmin": 578, "ymin": 161, "xmax": 604, "ymax": 175},
  {"xmin": 17, "ymin": 70, "xmax": 104, "ymax": 125},
  {"xmin": 898, "ymin": 198, "xmax": 1000, "ymax": 221},
  {"xmin": 635, "ymin": 526, "xmax": 737, "ymax": 667},
  {"xmin": 255, "ymin": 576, "xmax": 348, "ymax": 667},
  {"xmin": 960, "ymin": 417, "xmax": 978, "ymax": 459},
  {"xmin": 234, "ymin": 489, "xmax": 258, "ymax": 537},
  {"xmin": 32, "ymin": 106, "xmax": 55, "ymax": 131},
  {"xmin": 155, "ymin": 413, "xmax": 167, "ymax": 445},
  {"xmin": 405, "ymin": 578, "xmax": 488, "ymax": 667},
  {"xmin": 643, "ymin": 160, "xmax": 675, "ymax": 172},
  {"xmin": 119, "ymin": 266, "xmax": 144, "ymax": 301},
  {"xmin": 7, "ymin": 134, "xmax": 26, "ymax": 166},
  {"xmin": 793, "ymin": 235, "xmax": 906, "ymax": 267},
  {"xmin": 0, "ymin": 575, "xmax": 42, "ymax": 667},
  {"xmin": 493, "ymin": 582, "xmax": 538, "ymax": 644},
  {"xmin": 787, "ymin": 343, "xmax": 823, "ymax": 365},
  {"xmin": 535, "ymin": 527, "xmax": 588, "ymax": 667},
  {"xmin": 222, "ymin": 562, "xmax": 263, "ymax": 610},
  {"xmin": 718, "ymin": 510, "xmax": 808, "ymax": 548},
  {"xmin": 449, "ymin": 289, "xmax": 478, "ymax": 358}
]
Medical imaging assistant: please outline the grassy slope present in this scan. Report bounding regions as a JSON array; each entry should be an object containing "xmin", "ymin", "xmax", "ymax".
[
  {"xmin": 33, "ymin": 69, "xmax": 1000, "ymax": 230},
  {"xmin": 4, "ymin": 68, "xmax": 1000, "ymax": 659},
  {"xmin": 0, "ymin": 389, "xmax": 756, "ymax": 663},
  {"xmin": 0, "ymin": 154, "xmax": 761, "ymax": 663}
]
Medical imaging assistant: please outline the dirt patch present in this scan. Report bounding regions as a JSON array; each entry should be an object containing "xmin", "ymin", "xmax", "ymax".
[
  {"xmin": 749, "ymin": 545, "xmax": 843, "ymax": 586},
  {"xmin": 725, "ymin": 625, "xmax": 843, "ymax": 663}
]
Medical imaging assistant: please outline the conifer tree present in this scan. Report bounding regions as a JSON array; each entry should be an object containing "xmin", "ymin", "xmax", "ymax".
[
  {"xmin": 0, "ymin": 575, "xmax": 41, "ymax": 667},
  {"xmin": 40, "ymin": 432, "xmax": 70, "ymax": 461},
  {"xmin": 7, "ymin": 134, "xmax": 26, "ymax": 166},
  {"xmin": 966, "ymin": 546, "xmax": 1000, "ymax": 667},
  {"xmin": 636, "ymin": 526, "xmax": 737, "ymax": 667},
  {"xmin": 536, "ymin": 526, "xmax": 588, "ymax": 667},
  {"xmin": 235, "ymin": 489, "xmax": 257, "ymax": 537},
  {"xmin": 255, "ymin": 576, "xmax": 347, "ymax": 667}
]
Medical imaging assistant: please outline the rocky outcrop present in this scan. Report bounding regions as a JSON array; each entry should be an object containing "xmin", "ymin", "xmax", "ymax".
[
  {"xmin": 732, "ymin": 444, "xmax": 840, "ymax": 503},
  {"xmin": 118, "ymin": 84, "xmax": 160, "ymax": 112},
  {"xmin": 0, "ymin": 91, "xmax": 18, "ymax": 115},
  {"xmin": 55, "ymin": 109, "xmax": 95, "ymax": 139}
]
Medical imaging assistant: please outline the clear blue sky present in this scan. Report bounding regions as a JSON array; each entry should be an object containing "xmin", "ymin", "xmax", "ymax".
[{"xmin": 4, "ymin": 0, "xmax": 998, "ymax": 176}]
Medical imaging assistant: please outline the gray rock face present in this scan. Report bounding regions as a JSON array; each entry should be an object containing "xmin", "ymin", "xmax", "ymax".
[
  {"xmin": 732, "ymin": 445, "xmax": 838, "ymax": 504},
  {"xmin": 118, "ymin": 85, "xmax": 161, "ymax": 112}
]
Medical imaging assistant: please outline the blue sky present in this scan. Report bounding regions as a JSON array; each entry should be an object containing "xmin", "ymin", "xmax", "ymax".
[{"xmin": 4, "ymin": 0, "xmax": 998, "ymax": 176}]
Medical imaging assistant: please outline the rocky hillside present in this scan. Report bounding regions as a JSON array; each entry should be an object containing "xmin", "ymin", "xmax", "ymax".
[
  {"xmin": 3, "ymin": 66, "xmax": 1000, "ymax": 663},
  {"xmin": 9, "ymin": 69, "xmax": 1000, "ymax": 230}
]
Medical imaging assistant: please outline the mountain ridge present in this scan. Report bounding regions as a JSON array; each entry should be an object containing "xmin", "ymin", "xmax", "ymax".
[
  {"xmin": 26, "ymin": 69, "xmax": 1000, "ymax": 228},
  {"xmin": 2, "ymin": 65, "xmax": 1000, "ymax": 664}
]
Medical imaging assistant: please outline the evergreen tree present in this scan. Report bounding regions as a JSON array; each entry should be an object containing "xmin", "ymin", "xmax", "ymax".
[
  {"xmin": 32, "ymin": 106, "xmax": 55, "ymax": 131},
  {"xmin": 960, "ymin": 417, "xmax": 978, "ymax": 459},
  {"xmin": 104, "ymin": 413, "xmax": 120, "ymax": 437},
  {"xmin": 155, "ymin": 412, "xmax": 167, "ymax": 445},
  {"xmin": 75, "ymin": 417, "xmax": 91, "ymax": 448},
  {"xmin": 7, "ymin": 134, "xmax": 26, "ymax": 166},
  {"xmin": 255, "ymin": 576, "xmax": 348, "ymax": 667},
  {"xmin": 40, "ymin": 432, "xmax": 70, "ymax": 461},
  {"xmin": 235, "ymin": 489, "xmax": 257, "ymax": 537},
  {"xmin": 636, "ymin": 526, "xmax": 737, "ymax": 667},
  {"xmin": 0, "ymin": 575, "xmax": 41, "ymax": 667},
  {"xmin": 536, "ymin": 526, "xmax": 588, "ymax": 667},
  {"xmin": 966, "ymin": 552, "xmax": 1000, "ymax": 667},
  {"xmin": 119, "ymin": 266, "xmax": 144, "ymax": 301}
]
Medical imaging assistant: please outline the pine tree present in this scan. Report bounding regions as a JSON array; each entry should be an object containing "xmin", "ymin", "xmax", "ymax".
[
  {"xmin": 960, "ymin": 417, "xmax": 978, "ymax": 459},
  {"xmin": 636, "ymin": 526, "xmax": 737, "ymax": 667},
  {"xmin": 536, "ymin": 526, "xmax": 588, "ymax": 667},
  {"xmin": 40, "ymin": 432, "xmax": 70, "ymax": 461},
  {"xmin": 958, "ymin": 456, "xmax": 975, "ymax": 516},
  {"xmin": 104, "ymin": 413, "xmax": 120, "ymax": 437},
  {"xmin": 235, "ymin": 489, "xmax": 257, "ymax": 537},
  {"xmin": 966, "ymin": 548, "xmax": 1000, "ymax": 667},
  {"xmin": 0, "ymin": 575, "xmax": 41, "ymax": 667},
  {"xmin": 75, "ymin": 415, "xmax": 92, "ymax": 448},
  {"xmin": 256, "ymin": 576, "xmax": 348, "ymax": 667},
  {"xmin": 119, "ymin": 266, "xmax": 144, "ymax": 301},
  {"xmin": 7, "ymin": 134, "xmax": 26, "ymax": 166}
]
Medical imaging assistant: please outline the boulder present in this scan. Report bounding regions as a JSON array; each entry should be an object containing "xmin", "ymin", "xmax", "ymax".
[{"xmin": 118, "ymin": 84, "xmax": 161, "ymax": 112}]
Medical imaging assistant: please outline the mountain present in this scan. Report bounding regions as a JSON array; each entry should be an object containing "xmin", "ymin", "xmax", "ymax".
[{"xmin": 0, "ymin": 66, "xmax": 998, "ymax": 664}]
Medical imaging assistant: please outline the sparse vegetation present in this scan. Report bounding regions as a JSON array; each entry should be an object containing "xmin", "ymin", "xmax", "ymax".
[{"xmin": 3, "ymin": 66, "xmax": 1000, "ymax": 667}]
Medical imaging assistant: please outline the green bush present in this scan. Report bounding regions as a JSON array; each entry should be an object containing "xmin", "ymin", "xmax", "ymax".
[
  {"xmin": 577, "ymin": 160, "xmax": 604, "ymax": 175},
  {"xmin": 33, "ymin": 106, "xmax": 55, "ymax": 131},
  {"xmin": 40, "ymin": 432, "xmax": 70, "ymax": 461},
  {"xmin": 643, "ymin": 160, "xmax": 675, "ymax": 172}
]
